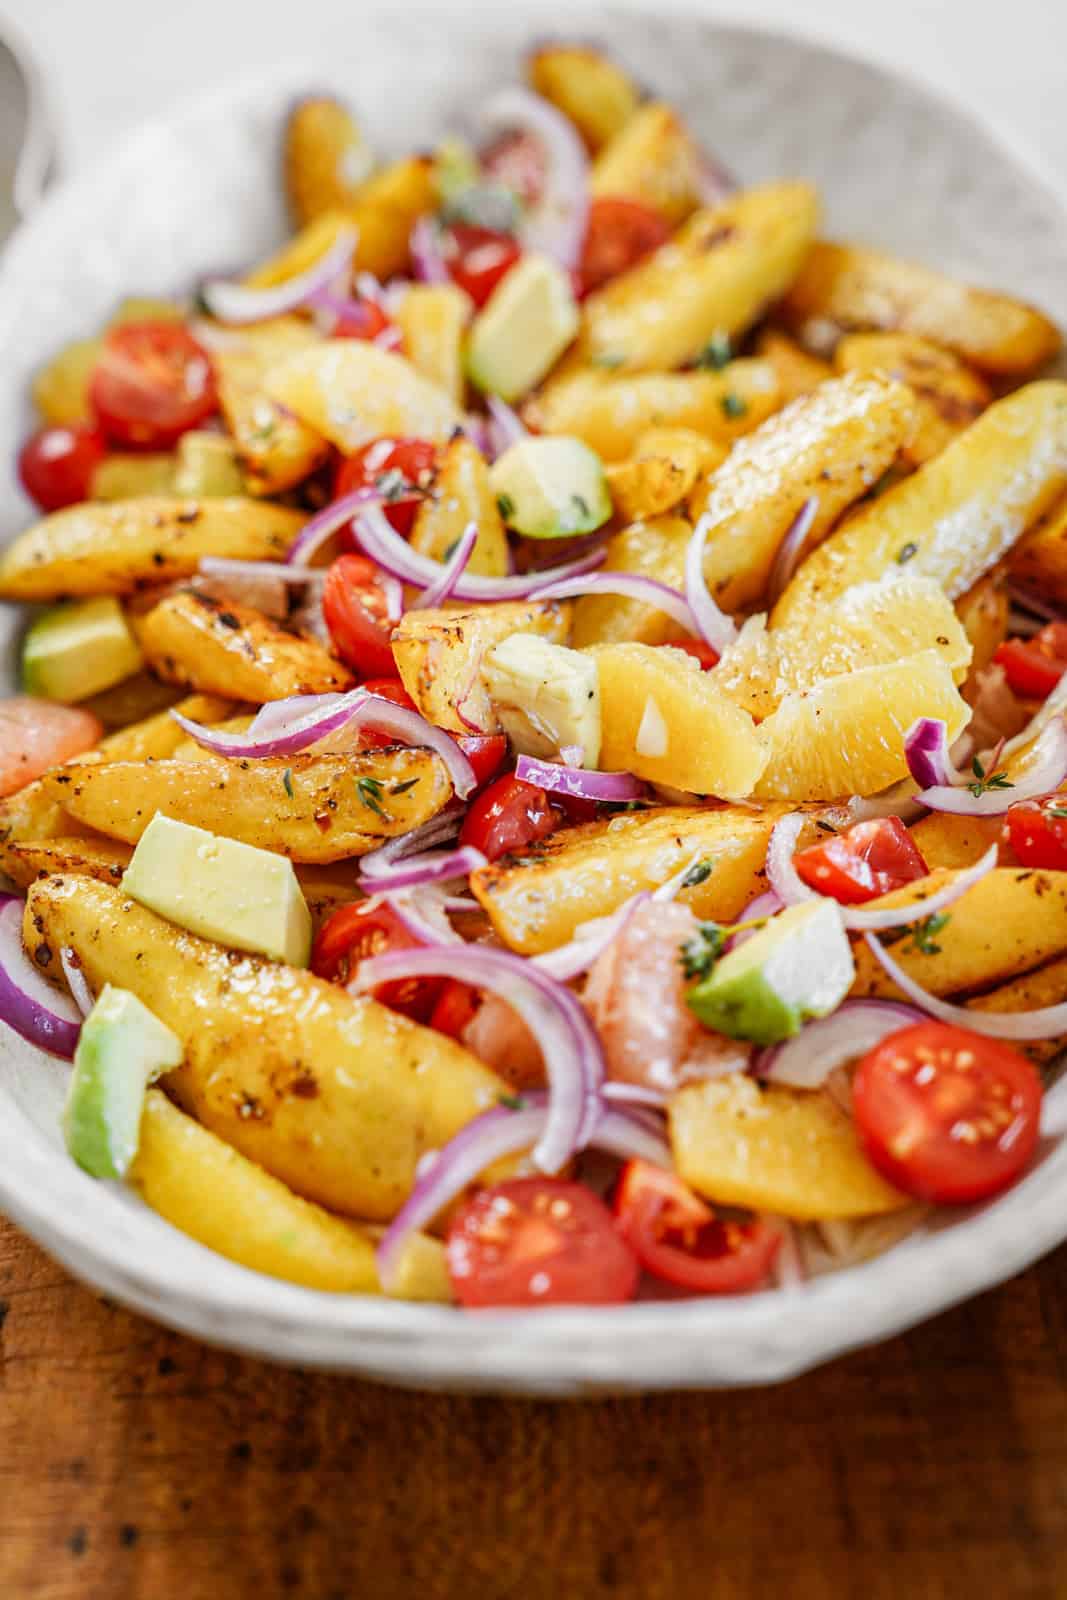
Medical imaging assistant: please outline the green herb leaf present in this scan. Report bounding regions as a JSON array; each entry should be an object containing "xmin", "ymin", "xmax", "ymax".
[
  {"xmin": 496, "ymin": 492, "xmax": 515, "ymax": 520},
  {"xmin": 375, "ymin": 467, "xmax": 414, "ymax": 503},
  {"xmin": 906, "ymin": 911, "xmax": 951, "ymax": 956},
  {"xmin": 282, "ymin": 768, "xmax": 294, "ymax": 800},
  {"xmin": 681, "ymin": 857, "xmax": 714, "ymax": 889},
  {"xmin": 720, "ymin": 391, "xmax": 747, "ymax": 419},
  {"xmin": 680, "ymin": 922, "xmax": 727, "ymax": 980},
  {"xmin": 389, "ymin": 777, "xmax": 420, "ymax": 796},
  {"xmin": 896, "ymin": 541, "xmax": 919, "ymax": 564},
  {"xmin": 356, "ymin": 776, "xmax": 389, "ymax": 819},
  {"xmin": 695, "ymin": 331, "xmax": 732, "ymax": 371},
  {"xmin": 498, "ymin": 1092, "xmax": 526, "ymax": 1111},
  {"xmin": 968, "ymin": 754, "xmax": 1013, "ymax": 798},
  {"xmin": 1048, "ymin": 805, "xmax": 1067, "ymax": 818}
]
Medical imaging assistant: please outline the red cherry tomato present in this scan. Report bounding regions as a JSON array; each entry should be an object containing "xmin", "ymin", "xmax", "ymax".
[
  {"xmin": 330, "ymin": 297, "xmax": 395, "ymax": 343},
  {"xmin": 321, "ymin": 554, "xmax": 398, "ymax": 679},
  {"xmin": 793, "ymin": 816, "xmax": 929, "ymax": 905},
  {"xmin": 441, "ymin": 224, "xmax": 522, "ymax": 309},
  {"xmin": 17, "ymin": 424, "xmax": 107, "ymax": 512},
  {"xmin": 0, "ymin": 697, "xmax": 103, "ymax": 799},
  {"xmin": 353, "ymin": 677, "xmax": 418, "ymax": 749},
  {"xmin": 310, "ymin": 899, "xmax": 441, "ymax": 1021},
  {"xmin": 578, "ymin": 197, "xmax": 672, "ymax": 296},
  {"xmin": 89, "ymin": 321, "xmax": 217, "ymax": 448},
  {"xmin": 853, "ymin": 1022, "xmax": 1043, "ymax": 1204},
  {"xmin": 428, "ymin": 979, "xmax": 481, "ymax": 1039},
  {"xmin": 334, "ymin": 436, "xmax": 437, "ymax": 537},
  {"xmin": 446, "ymin": 1177, "xmax": 640, "ymax": 1308},
  {"xmin": 613, "ymin": 1160, "xmax": 781, "ymax": 1293},
  {"xmin": 663, "ymin": 637, "xmax": 720, "ymax": 670},
  {"xmin": 458, "ymin": 773, "xmax": 570, "ymax": 862},
  {"xmin": 994, "ymin": 623, "xmax": 1067, "ymax": 699},
  {"xmin": 1003, "ymin": 793, "xmax": 1067, "ymax": 870},
  {"xmin": 456, "ymin": 733, "xmax": 508, "ymax": 790},
  {"xmin": 481, "ymin": 129, "xmax": 546, "ymax": 208}
]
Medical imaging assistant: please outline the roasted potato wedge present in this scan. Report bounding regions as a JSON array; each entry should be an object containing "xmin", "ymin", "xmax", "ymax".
[
  {"xmin": 589, "ymin": 103, "xmax": 708, "ymax": 224},
  {"xmin": 528, "ymin": 45, "xmax": 639, "ymax": 151},
  {"xmin": 262, "ymin": 338, "xmax": 463, "ymax": 453},
  {"xmin": 46, "ymin": 746, "xmax": 451, "ymax": 864},
  {"xmin": 605, "ymin": 428, "xmax": 727, "ymax": 523},
  {"xmin": 0, "ymin": 779, "xmax": 97, "ymax": 882},
  {"xmin": 210, "ymin": 315, "xmax": 330, "ymax": 495},
  {"xmin": 690, "ymin": 370, "xmax": 917, "ymax": 612},
  {"xmin": 834, "ymin": 331, "xmax": 992, "ymax": 464},
  {"xmin": 97, "ymin": 693, "xmax": 234, "ymax": 762},
  {"xmin": 77, "ymin": 671, "xmax": 183, "ymax": 731},
  {"xmin": 26, "ymin": 876, "xmax": 505, "ymax": 1221},
  {"xmin": 409, "ymin": 433, "xmax": 509, "ymax": 575},
  {"xmin": 965, "ymin": 958, "xmax": 1067, "ymax": 1067},
  {"xmin": 753, "ymin": 329, "xmax": 833, "ymax": 402},
  {"xmin": 3, "ymin": 835, "xmax": 132, "ymax": 891},
  {"xmin": 955, "ymin": 568, "xmax": 1009, "ymax": 687},
  {"xmin": 284, "ymin": 95, "xmax": 373, "ymax": 226},
  {"xmin": 772, "ymin": 382, "xmax": 1067, "ymax": 625},
  {"xmin": 579, "ymin": 183, "xmax": 819, "ymax": 373},
  {"xmin": 393, "ymin": 599, "xmax": 571, "ymax": 734},
  {"xmin": 135, "ymin": 589, "xmax": 351, "ymax": 701},
  {"xmin": 908, "ymin": 812, "xmax": 1002, "ymax": 871},
  {"xmin": 527, "ymin": 360, "xmax": 781, "ymax": 461},
  {"xmin": 470, "ymin": 804, "xmax": 786, "ymax": 955},
  {"xmin": 782, "ymin": 241, "xmax": 1061, "ymax": 375},
  {"xmin": 1009, "ymin": 495, "xmax": 1067, "ymax": 608},
  {"xmin": 0, "ymin": 498, "xmax": 306, "ymax": 603},
  {"xmin": 572, "ymin": 514, "xmax": 694, "ymax": 646},
  {"xmin": 394, "ymin": 284, "xmax": 472, "ymax": 405}
]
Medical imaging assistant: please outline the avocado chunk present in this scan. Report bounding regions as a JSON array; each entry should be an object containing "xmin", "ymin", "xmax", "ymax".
[
  {"xmin": 686, "ymin": 899, "xmax": 855, "ymax": 1046},
  {"xmin": 467, "ymin": 253, "xmax": 579, "ymax": 402},
  {"xmin": 22, "ymin": 595, "xmax": 144, "ymax": 703},
  {"xmin": 64, "ymin": 984, "xmax": 183, "ymax": 1179},
  {"xmin": 490, "ymin": 436, "xmax": 612, "ymax": 539},
  {"xmin": 482, "ymin": 633, "xmax": 602, "ymax": 766},
  {"xmin": 173, "ymin": 431, "xmax": 245, "ymax": 497},
  {"xmin": 122, "ymin": 813, "xmax": 313, "ymax": 966}
]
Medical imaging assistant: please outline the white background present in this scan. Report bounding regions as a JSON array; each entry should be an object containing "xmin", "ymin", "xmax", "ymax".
[{"xmin": 7, "ymin": 0, "xmax": 1067, "ymax": 189}]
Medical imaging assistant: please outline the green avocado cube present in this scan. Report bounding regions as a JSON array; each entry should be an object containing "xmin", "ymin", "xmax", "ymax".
[
  {"xmin": 22, "ymin": 595, "xmax": 144, "ymax": 703},
  {"xmin": 489, "ymin": 435, "xmax": 612, "ymax": 540},
  {"xmin": 64, "ymin": 985, "xmax": 183, "ymax": 1179},
  {"xmin": 467, "ymin": 253, "xmax": 579, "ymax": 402}
]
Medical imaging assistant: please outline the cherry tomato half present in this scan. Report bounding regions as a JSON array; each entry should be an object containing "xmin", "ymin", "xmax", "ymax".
[
  {"xmin": 354, "ymin": 677, "xmax": 418, "ymax": 749},
  {"xmin": 1003, "ymin": 793, "xmax": 1067, "ymax": 870},
  {"xmin": 663, "ymin": 637, "xmax": 720, "ymax": 671},
  {"xmin": 458, "ymin": 773, "xmax": 569, "ymax": 862},
  {"xmin": 456, "ymin": 733, "xmax": 508, "ymax": 790},
  {"xmin": 334, "ymin": 437, "xmax": 437, "ymax": 538},
  {"xmin": 17, "ymin": 424, "xmax": 106, "ymax": 512},
  {"xmin": 578, "ymin": 197, "xmax": 672, "ymax": 297},
  {"xmin": 613, "ymin": 1160, "xmax": 781, "ymax": 1293},
  {"xmin": 89, "ymin": 321, "xmax": 217, "ymax": 449},
  {"xmin": 428, "ymin": 978, "xmax": 481, "ymax": 1039},
  {"xmin": 852, "ymin": 1022, "xmax": 1042, "ymax": 1205},
  {"xmin": 994, "ymin": 623, "xmax": 1067, "ymax": 699},
  {"xmin": 793, "ymin": 816, "xmax": 929, "ymax": 906},
  {"xmin": 441, "ymin": 224, "xmax": 522, "ymax": 309},
  {"xmin": 0, "ymin": 697, "xmax": 103, "ymax": 800},
  {"xmin": 311, "ymin": 899, "xmax": 441, "ymax": 1021},
  {"xmin": 446, "ymin": 1177, "xmax": 640, "ymax": 1308},
  {"xmin": 330, "ymin": 297, "xmax": 395, "ymax": 343},
  {"xmin": 322, "ymin": 554, "xmax": 398, "ymax": 679}
]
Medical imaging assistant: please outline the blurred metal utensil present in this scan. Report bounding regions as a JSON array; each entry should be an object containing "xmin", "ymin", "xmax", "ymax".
[{"xmin": 0, "ymin": 22, "xmax": 57, "ymax": 242}]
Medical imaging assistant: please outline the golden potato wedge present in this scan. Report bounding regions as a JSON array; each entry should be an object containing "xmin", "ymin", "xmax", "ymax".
[
  {"xmin": 27, "ymin": 876, "xmax": 504, "ymax": 1221},
  {"xmin": 589, "ymin": 103, "xmax": 707, "ymax": 224},
  {"xmin": 90, "ymin": 453, "xmax": 176, "ymax": 501},
  {"xmin": 908, "ymin": 812, "xmax": 1002, "ymax": 871},
  {"xmin": 46, "ymin": 746, "xmax": 452, "ymax": 864},
  {"xmin": 31, "ymin": 337, "xmax": 102, "ymax": 427},
  {"xmin": 579, "ymin": 183, "xmax": 819, "ymax": 373},
  {"xmin": 690, "ymin": 371, "xmax": 917, "ymax": 612},
  {"xmin": 3, "ymin": 834, "xmax": 131, "ymax": 891},
  {"xmin": 393, "ymin": 599, "xmax": 571, "ymax": 734},
  {"xmin": 670, "ymin": 1076, "xmax": 909, "ymax": 1220},
  {"xmin": 572, "ymin": 514, "xmax": 694, "ymax": 647},
  {"xmin": 1009, "ymin": 495, "xmax": 1067, "ymax": 608},
  {"xmin": 772, "ymin": 382, "xmax": 1067, "ymax": 626},
  {"xmin": 344, "ymin": 157, "xmax": 437, "ymax": 280},
  {"xmin": 409, "ymin": 433, "xmax": 509, "ymax": 576},
  {"xmin": 262, "ymin": 338, "xmax": 462, "ymax": 454},
  {"xmin": 851, "ymin": 867, "xmax": 1067, "ymax": 1000},
  {"xmin": 96, "ymin": 694, "xmax": 234, "ymax": 761},
  {"xmin": 394, "ymin": 284, "xmax": 472, "ymax": 405},
  {"xmin": 0, "ymin": 778, "xmax": 97, "ymax": 880},
  {"xmin": 470, "ymin": 804, "xmax": 787, "ymax": 955},
  {"xmin": 244, "ymin": 210, "xmax": 354, "ymax": 289},
  {"xmin": 294, "ymin": 862, "xmax": 361, "ymax": 933},
  {"xmin": 965, "ymin": 958, "xmax": 1067, "ymax": 1067},
  {"xmin": 527, "ymin": 45, "xmax": 639, "ymax": 151},
  {"xmin": 284, "ymin": 95, "xmax": 373, "ymax": 226},
  {"xmin": 955, "ymin": 568, "xmax": 1009, "ymax": 688},
  {"xmin": 605, "ymin": 429, "xmax": 727, "ymax": 523},
  {"xmin": 527, "ymin": 360, "xmax": 781, "ymax": 461},
  {"xmin": 135, "ymin": 589, "xmax": 351, "ymax": 701},
  {"xmin": 0, "ymin": 497, "xmax": 306, "ymax": 603},
  {"xmin": 754, "ymin": 328, "xmax": 833, "ymax": 402},
  {"xmin": 834, "ymin": 331, "xmax": 992, "ymax": 464},
  {"xmin": 77, "ymin": 671, "xmax": 183, "ymax": 731},
  {"xmin": 784, "ymin": 242, "xmax": 1062, "ymax": 375},
  {"xmin": 209, "ymin": 315, "xmax": 329, "ymax": 495}
]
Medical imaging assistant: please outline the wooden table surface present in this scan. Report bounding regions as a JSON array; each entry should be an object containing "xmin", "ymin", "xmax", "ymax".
[{"xmin": 2, "ymin": 1215, "xmax": 1067, "ymax": 1600}]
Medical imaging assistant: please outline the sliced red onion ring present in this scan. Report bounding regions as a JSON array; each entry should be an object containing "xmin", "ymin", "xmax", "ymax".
[
  {"xmin": 374, "ymin": 1095, "xmax": 668, "ymax": 1290},
  {"xmin": 698, "ymin": 151, "xmax": 737, "ymax": 206},
  {"xmin": 0, "ymin": 897, "xmax": 81, "ymax": 1059},
  {"xmin": 483, "ymin": 87, "xmax": 589, "ymax": 270},
  {"xmin": 60, "ymin": 948, "xmax": 94, "ymax": 1019},
  {"xmin": 358, "ymin": 802, "xmax": 466, "ymax": 877},
  {"xmin": 534, "ymin": 891, "xmax": 651, "ymax": 982},
  {"xmin": 905, "ymin": 716, "xmax": 969, "ymax": 791},
  {"xmin": 754, "ymin": 998, "xmax": 927, "ymax": 1089},
  {"xmin": 766, "ymin": 815, "xmax": 998, "ymax": 931},
  {"xmin": 172, "ymin": 689, "xmax": 477, "ymax": 797},
  {"xmin": 766, "ymin": 497, "xmax": 819, "ymax": 608},
  {"xmin": 685, "ymin": 514, "xmax": 740, "ymax": 654},
  {"xmin": 200, "ymin": 225, "xmax": 358, "ymax": 324},
  {"xmin": 864, "ymin": 933, "xmax": 1067, "ymax": 1040},
  {"xmin": 515, "ymin": 753, "xmax": 646, "ymax": 802},
  {"xmin": 382, "ymin": 887, "xmax": 465, "ymax": 947},
  {"xmin": 286, "ymin": 487, "xmax": 422, "ymax": 568},
  {"xmin": 486, "ymin": 395, "xmax": 528, "ymax": 457},
  {"xmin": 652, "ymin": 851, "xmax": 708, "ymax": 903},
  {"xmin": 410, "ymin": 216, "xmax": 451, "ymax": 285},
  {"xmin": 359, "ymin": 844, "xmax": 486, "ymax": 893},
  {"xmin": 354, "ymin": 502, "xmax": 605, "ymax": 600},
  {"xmin": 727, "ymin": 889, "xmax": 783, "ymax": 952},
  {"xmin": 602, "ymin": 1081, "xmax": 669, "ymax": 1110},
  {"xmin": 417, "ymin": 521, "xmax": 478, "ymax": 608},
  {"xmin": 914, "ymin": 716, "xmax": 1067, "ymax": 817},
  {"xmin": 529, "ymin": 572, "xmax": 697, "ymax": 634},
  {"xmin": 351, "ymin": 946, "xmax": 604, "ymax": 1173}
]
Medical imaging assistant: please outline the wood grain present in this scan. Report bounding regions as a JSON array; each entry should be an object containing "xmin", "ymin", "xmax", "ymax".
[{"xmin": 2, "ymin": 1215, "xmax": 1066, "ymax": 1599}]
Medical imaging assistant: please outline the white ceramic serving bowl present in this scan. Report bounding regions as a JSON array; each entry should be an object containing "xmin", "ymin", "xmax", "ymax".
[{"xmin": 2, "ymin": 11, "xmax": 1067, "ymax": 1395}]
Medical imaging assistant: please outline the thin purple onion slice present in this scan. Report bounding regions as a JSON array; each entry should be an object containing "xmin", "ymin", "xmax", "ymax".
[
  {"xmin": 486, "ymin": 395, "xmax": 528, "ymax": 457},
  {"xmin": 483, "ymin": 87, "xmax": 589, "ymax": 270},
  {"xmin": 514, "ymin": 754, "xmax": 646, "ymax": 802},
  {"xmin": 59, "ymin": 948, "xmax": 94, "ymax": 1019},
  {"xmin": 766, "ymin": 497, "xmax": 819, "ymax": 608},
  {"xmin": 0, "ymin": 897, "xmax": 81, "ymax": 1059},
  {"xmin": 358, "ymin": 803, "xmax": 466, "ymax": 879},
  {"xmin": 286, "ymin": 487, "xmax": 422, "ymax": 568},
  {"xmin": 684, "ymin": 513, "xmax": 740, "ymax": 655},
  {"xmin": 529, "ymin": 571, "xmax": 698, "ymax": 636},
  {"xmin": 351, "ymin": 945, "xmax": 604, "ymax": 1173},
  {"xmin": 417, "ymin": 521, "xmax": 478, "ymax": 609},
  {"xmin": 864, "ymin": 933, "xmax": 1067, "ymax": 1040},
  {"xmin": 534, "ymin": 891, "xmax": 651, "ymax": 982},
  {"xmin": 200, "ymin": 225, "xmax": 358, "ymax": 324},
  {"xmin": 914, "ymin": 716, "xmax": 1067, "ymax": 818},
  {"xmin": 359, "ymin": 845, "xmax": 486, "ymax": 894},
  {"xmin": 410, "ymin": 215, "xmax": 452, "ymax": 285},
  {"xmin": 904, "ymin": 716, "xmax": 969, "ymax": 791},
  {"xmin": 754, "ymin": 999, "xmax": 926, "ymax": 1089}
]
